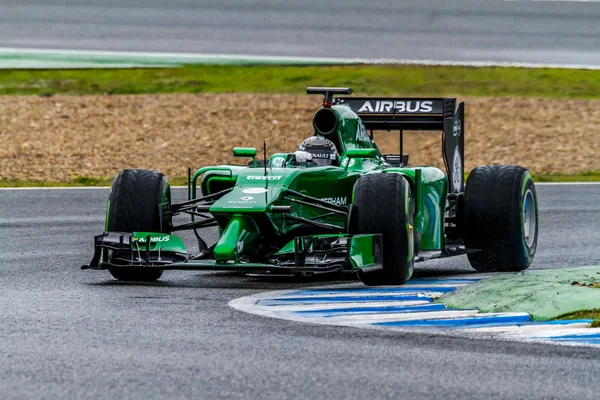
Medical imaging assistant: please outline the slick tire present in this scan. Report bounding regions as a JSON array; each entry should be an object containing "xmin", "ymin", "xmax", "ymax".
[
  {"xmin": 349, "ymin": 173, "xmax": 414, "ymax": 286},
  {"xmin": 464, "ymin": 165, "xmax": 538, "ymax": 272},
  {"xmin": 106, "ymin": 169, "xmax": 172, "ymax": 282}
]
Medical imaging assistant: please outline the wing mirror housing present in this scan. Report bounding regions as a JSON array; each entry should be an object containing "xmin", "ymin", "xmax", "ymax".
[
  {"xmin": 346, "ymin": 149, "xmax": 377, "ymax": 159},
  {"xmin": 233, "ymin": 147, "xmax": 257, "ymax": 158},
  {"xmin": 233, "ymin": 147, "xmax": 257, "ymax": 167}
]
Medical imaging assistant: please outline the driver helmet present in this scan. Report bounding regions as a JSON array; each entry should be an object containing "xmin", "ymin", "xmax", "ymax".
[{"xmin": 297, "ymin": 136, "xmax": 338, "ymax": 166}]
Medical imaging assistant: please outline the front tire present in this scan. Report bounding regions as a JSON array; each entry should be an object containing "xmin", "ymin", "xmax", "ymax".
[
  {"xmin": 349, "ymin": 173, "xmax": 414, "ymax": 286},
  {"xmin": 106, "ymin": 169, "xmax": 172, "ymax": 281},
  {"xmin": 464, "ymin": 165, "xmax": 538, "ymax": 272}
]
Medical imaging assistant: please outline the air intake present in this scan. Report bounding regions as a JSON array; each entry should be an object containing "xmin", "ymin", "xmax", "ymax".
[{"xmin": 312, "ymin": 107, "xmax": 338, "ymax": 137}]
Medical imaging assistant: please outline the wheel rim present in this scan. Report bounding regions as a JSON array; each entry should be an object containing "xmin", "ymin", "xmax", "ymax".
[{"xmin": 522, "ymin": 189, "xmax": 536, "ymax": 248}]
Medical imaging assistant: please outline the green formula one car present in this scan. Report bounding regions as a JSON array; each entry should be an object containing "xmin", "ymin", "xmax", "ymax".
[{"xmin": 83, "ymin": 87, "xmax": 538, "ymax": 286}]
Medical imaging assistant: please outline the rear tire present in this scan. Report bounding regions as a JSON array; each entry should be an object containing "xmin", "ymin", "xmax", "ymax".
[
  {"xmin": 349, "ymin": 173, "xmax": 414, "ymax": 286},
  {"xmin": 106, "ymin": 169, "xmax": 172, "ymax": 282},
  {"xmin": 464, "ymin": 165, "xmax": 538, "ymax": 272}
]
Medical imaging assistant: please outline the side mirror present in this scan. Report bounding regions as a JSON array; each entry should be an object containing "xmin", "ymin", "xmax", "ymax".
[
  {"xmin": 233, "ymin": 147, "xmax": 257, "ymax": 158},
  {"xmin": 346, "ymin": 148, "xmax": 377, "ymax": 159},
  {"xmin": 233, "ymin": 147, "xmax": 257, "ymax": 167}
]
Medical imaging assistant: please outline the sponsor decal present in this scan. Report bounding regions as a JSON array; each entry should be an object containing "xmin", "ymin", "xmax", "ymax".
[
  {"xmin": 453, "ymin": 119, "xmax": 461, "ymax": 137},
  {"xmin": 242, "ymin": 188, "xmax": 268, "ymax": 194},
  {"xmin": 228, "ymin": 195, "xmax": 257, "ymax": 205},
  {"xmin": 271, "ymin": 156, "xmax": 286, "ymax": 167},
  {"xmin": 246, "ymin": 175, "xmax": 282, "ymax": 181},
  {"xmin": 321, "ymin": 197, "xmax": 348, "ymax": 206},
  {"xmin": 452, "ymin": 147, "xmax": 462, "ymax": 193},
  {"xmin": 357, "ymin": 100, "xmax": 434, "ymax": 113},
  {"xmin": 311, "ymin": 152, "xmax": 336, "ymax": 160},
  {"xmin": 135, "ymin": 236, "xmax": 169, "ymax": 243},
  {"xmin": 341, "ymin": 158, "xmax": 356, "ymax": 168}
]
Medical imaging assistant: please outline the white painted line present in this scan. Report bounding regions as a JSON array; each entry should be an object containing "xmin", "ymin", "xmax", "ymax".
[
  {"xmin": 326, "ymin": 310, "xmax": 481, "ymax": 324},
  {"xmin": 509, "ymin": 327, "xmax": 600, "ymax": 339},
  {"xmin": 3, "ymin": 47, "xmax": 600, "ymax": 69},
  {"xmin": 393, "ymin": 283, "xmax": 471, "ymax": 288},
  {"xmin": 258, "ymin": 294, "xmax": 434, "ymax": 306},
  {"xmin": 462, "ymin": 322, "xmax": 592, "ymax": 334},
  {"xmin": 0, "ymin": 47, "xmax": 353, "ymax": 64},
  {"xmin": 274, "ymin": 290, "xmax": 447, "ymax": 299},
  {"xmin": 257, "ymin": 300, "xmax": 432, "ymax": 313}
]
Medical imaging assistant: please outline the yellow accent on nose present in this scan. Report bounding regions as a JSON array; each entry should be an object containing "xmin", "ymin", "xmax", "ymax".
[{"xmin": 408, "ymin": 224, "xmax": 413, "ymax": 232}]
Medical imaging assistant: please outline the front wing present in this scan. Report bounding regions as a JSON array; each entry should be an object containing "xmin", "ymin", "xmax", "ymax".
[{"xmin": 82, "ymin": 232, "xmax": 383, "ymax": 275}]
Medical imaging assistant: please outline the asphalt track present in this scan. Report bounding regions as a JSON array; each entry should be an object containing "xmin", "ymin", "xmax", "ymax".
[
  {"xmin": 2, "ymin": 0, "xmax": 600, "ymax": 65},
  {"xmin": 1, "ymin": 184, "xmax": 600, "ymax": 399}
]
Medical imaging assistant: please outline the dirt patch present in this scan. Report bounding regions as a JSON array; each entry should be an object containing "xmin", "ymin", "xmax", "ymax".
[{"xmin": 0, "ymin": 94, "xmax": 599, "ymax": 181}]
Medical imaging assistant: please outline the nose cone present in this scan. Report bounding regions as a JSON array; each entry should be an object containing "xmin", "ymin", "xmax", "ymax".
[{"xmin": 213, "ymin": 188, "xmax": 271, "ymax": 211}]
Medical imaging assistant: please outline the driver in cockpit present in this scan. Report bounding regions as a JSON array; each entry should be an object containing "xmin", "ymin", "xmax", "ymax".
[{"xmin": 293, "ymin": 136, "xmax": 339, "ymax": 166}]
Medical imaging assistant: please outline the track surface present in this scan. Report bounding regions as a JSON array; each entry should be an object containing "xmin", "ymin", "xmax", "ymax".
[
  {"xmin": 2, "ymin": 0, "xmax": 600, "ymax": 65},
  {"xmin": 1, "ymin": 184, "xmax": 600, "ymax": 398}
]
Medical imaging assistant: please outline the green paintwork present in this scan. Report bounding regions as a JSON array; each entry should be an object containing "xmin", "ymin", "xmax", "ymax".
[
  {"xmin": 161, "ymin": 181, "xmax": 171, "ymax": 231},
  {"xmin": 519, "ymin": 171, "xmax": 537, "ymax": 262},
  {"xmin": 192, "ymin": 166, "xmax": 245, "ymax": 199},
  {"xmin": 105, "ymin": 186, "xmax": 112, "ymax": 232},
  {"xmin": 273, "ymin": 233, "xmax": 380, "ymax": 270},
  {"xmin": 346, "ymin": 148, "xmax": 377, "ymax": 158},
  {"xmin": 348, "ymin": 234, "xmax": 379, "ymax": 270},
  {"xmin": 213, "ymin": 215, "xmax": 260, "ymax": 262},
  {"xmin": 233, "ymin": 147, "xmax": 257, "ymax": 158},
  {"xmin": 184, "ymin": 103, "xmax": 449, "ymax": 263},
  {"xmin": 404, "ymin": 181, "xmax": 413, "ymax": 271},
  {"xmin": 274, "ymin": 234, "xmax": 347, "ymax": 256},
  {"xmin": 269, "ymin": 154, "xmax": 288, "ymax": 167},
  {"xmin": 384, "ymin": 167, "xmax": 448, "ymax": 250},
  {"xmin": 105, "ymin": 199, "xmax": 110, "ymax": 232},
  {"xmin": 131, "ymin": 232, "xmax": 187, "ymax": 254}
]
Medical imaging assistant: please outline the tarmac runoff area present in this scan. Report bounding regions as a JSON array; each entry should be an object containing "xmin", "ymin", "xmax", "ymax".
[
  {"xmin": 1, "ymin": 186, "xmax": 600, "ymax": 398},
  {"xmin": 231, "ymin": 268, "xmax": 600, "ymax": 348}
]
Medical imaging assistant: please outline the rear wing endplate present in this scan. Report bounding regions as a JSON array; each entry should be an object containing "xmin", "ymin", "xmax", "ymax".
[{"xmin": 333, "ymin": 97, "xmax": 465, "ymax": 193}]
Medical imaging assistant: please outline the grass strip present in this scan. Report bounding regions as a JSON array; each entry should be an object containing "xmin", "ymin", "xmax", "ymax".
[
  {"xmin": 1, "ymin": 171, "xmax": 598, "ymax": 188},
  {"xmin": 2, "ymin": 65, "xmax": 600, "ymax": 98},
  {"xmin": 531, "ymin": 171, "xmax": 600, "ymax": 182},
  {"xmin": 556, "ymin": 309, "xmax": 600, "ymax": 328}
]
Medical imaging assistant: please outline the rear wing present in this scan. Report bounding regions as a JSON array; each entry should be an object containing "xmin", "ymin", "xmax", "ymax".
[{"xmin": 333, "ymin": 97, "xmax": 465, "ymax": 193}]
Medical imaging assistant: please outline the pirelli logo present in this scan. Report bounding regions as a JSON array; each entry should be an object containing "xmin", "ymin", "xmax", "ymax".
[{"xmin": 246, "ymin": 175, "xmax": 282, "ymax": 181}]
